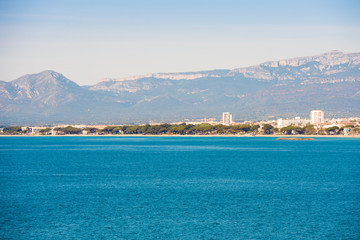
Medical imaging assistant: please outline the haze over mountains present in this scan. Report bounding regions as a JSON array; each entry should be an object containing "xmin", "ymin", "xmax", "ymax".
[{"xmin": 1, "ymin": 50, "xmax": 359, "ymax": 125}]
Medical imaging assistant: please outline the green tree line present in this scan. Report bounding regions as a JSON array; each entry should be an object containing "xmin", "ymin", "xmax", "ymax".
[
  {"xmin": 96, "ymin": 123, "xmax": 260, "ymax": 135},
  {"xmin": 1, "ymin": 123, "xmax": 359, "ymax": 135}
]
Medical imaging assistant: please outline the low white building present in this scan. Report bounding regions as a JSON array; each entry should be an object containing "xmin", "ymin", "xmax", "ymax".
[{"xmin": 277, "ymin": 117, "xmax": 310, "ymax": 128}]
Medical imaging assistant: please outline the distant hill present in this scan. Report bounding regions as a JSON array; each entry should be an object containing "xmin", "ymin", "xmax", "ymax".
[{"xmin": 1, "ymin": 51, "xmax": 359, "ymax": 125}]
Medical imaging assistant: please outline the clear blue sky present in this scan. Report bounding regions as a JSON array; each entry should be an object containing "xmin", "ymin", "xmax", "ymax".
[{"xmin": 0, "ymin": 0, "xmax": 359, "ymax": 85}]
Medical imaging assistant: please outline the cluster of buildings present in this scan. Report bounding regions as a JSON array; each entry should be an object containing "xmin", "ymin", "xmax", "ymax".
[
  {"xmin": 218, "ymin": 110, "xmax": 357, "ymax": 134},
  {"xmin": 276, "ymin": 110, "xmax": 324, "ymax": 128},
  {"xmin": 219, "ymin": 110, "xmax": 325, "ymax": 127},
  {"xmin": 1, "ymin": 110, "xmax": 359, "ymax": 136},
  {"xmin": 179, "ymin": 110, "xmax": 355, "ymax": 130},
  {"xmin": 275, "ymin": 110, "xmax": 357, "ymax": 131},
  {"xmin": 180, "ymin": 112, "xmax": 234, "ymax": 126}
]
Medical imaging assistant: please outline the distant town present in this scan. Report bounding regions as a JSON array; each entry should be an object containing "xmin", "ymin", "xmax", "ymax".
[{"xmin": 1, "ymin": 110, "xmax": 359, "ymax": 136}]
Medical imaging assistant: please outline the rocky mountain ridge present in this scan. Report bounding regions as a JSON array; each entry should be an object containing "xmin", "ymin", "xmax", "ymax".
[
  {"xmin": 91, "ymin": 50, "xmax": 360, "ymax": 93},
  {"xmin": 1, "ymin": 51, "xmax": 359, "ymax": 125}
]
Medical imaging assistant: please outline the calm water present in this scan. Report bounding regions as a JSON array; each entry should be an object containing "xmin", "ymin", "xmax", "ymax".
[{"xmin": 0, "ymin": 137, "xmax": 359, "ymax": 239}]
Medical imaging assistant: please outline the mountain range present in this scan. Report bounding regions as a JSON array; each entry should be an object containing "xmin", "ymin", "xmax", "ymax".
[{"xmin": 1, "ymin": 50, "xmax": 359, "ymax": 125}]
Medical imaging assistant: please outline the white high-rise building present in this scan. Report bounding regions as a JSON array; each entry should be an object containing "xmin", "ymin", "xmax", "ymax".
[
  {"xmin": 310, "ymin": 110, "xmax": 324, "ymax": 125},
  {"xmin": 222, "ymin": 112, "xmax": 233, "ymax": 125}
]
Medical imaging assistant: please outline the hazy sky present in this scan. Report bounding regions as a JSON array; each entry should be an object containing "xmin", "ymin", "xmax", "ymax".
[{"xmin": 0, "ymin": 0, "xmax": 359, "ymax": 85}]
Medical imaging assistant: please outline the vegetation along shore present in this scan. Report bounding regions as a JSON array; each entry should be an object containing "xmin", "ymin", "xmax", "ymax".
[{"xmin": 1, "ymin": 123, "xmax": 359, "ymax": 137}]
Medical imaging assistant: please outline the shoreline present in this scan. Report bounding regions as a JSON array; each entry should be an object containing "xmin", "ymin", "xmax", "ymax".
[{"xmin": 1, "ymin": 134, "xmax": 359, "ymax": 138}]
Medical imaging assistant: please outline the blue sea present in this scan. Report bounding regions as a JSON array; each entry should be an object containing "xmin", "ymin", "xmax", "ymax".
[{"xmin": 0, "ymin": 137, "xmax": 359, "ymax": 239}]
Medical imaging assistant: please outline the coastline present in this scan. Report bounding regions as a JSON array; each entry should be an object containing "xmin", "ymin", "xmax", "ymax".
[{"xmin": 1, "ymin": 134, "xmax": 359, "ymax": 138}]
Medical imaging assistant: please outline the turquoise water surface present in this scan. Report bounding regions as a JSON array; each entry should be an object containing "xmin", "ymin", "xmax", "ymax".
[{"xmin": 0, "ymin": 137, "xmax": 359, "ymax": 239}]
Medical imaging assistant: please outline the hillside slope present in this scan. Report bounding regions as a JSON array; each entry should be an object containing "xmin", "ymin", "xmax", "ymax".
[{"xmin": 1, "ymin": 51, "xmax": 359, "ymax": 125}]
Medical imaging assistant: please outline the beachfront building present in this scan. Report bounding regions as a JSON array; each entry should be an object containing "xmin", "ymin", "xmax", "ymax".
[
  {"xmin": 310, "ymin": 110, "xmax": 324, "ymax": 125},
  {"xmin": 222, "ymin": 112, "xmax": 233, "ymax": 125},
  {"xmin": 277, "ymin": 117, "xmax": 310, "ymax": 128}
]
